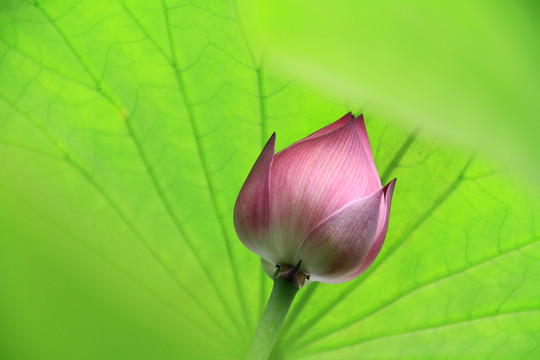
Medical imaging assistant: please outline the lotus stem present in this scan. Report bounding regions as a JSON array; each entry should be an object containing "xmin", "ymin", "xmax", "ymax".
[{"xmin": 244, "ymin": 264, "xmax": 306, "ymax": 360}]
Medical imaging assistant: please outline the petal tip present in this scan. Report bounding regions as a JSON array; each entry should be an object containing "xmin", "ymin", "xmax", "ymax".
[
  {"xmin": 342, "ymin": 112, "xmax": 356, "ymax": 124},
  {"xmin": 383, "ymin": 178, "xmax": 397, "ymax": 200},
  {"xmin": 353, "ymin": 113, "xmax": 368, "ymax": 133},
  {"xmin": 266, "ymin": 132, "xmax": 276, "ymax": 149}
]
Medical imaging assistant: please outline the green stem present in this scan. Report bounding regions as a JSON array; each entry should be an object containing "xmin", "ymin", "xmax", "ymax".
[{"xmin": 245, "ymin": 270, "xmax": 300, "ymax": 360}]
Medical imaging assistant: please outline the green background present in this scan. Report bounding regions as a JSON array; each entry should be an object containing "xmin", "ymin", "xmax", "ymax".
[{"xmin": 1, "ymin": 1, "xmax": 539, "ymax": 359}]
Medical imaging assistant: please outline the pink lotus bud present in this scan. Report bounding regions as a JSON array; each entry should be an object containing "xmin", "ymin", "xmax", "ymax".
[{"xmin": 234, "ymin": 113, "xmax": 396, "ymax": 284}]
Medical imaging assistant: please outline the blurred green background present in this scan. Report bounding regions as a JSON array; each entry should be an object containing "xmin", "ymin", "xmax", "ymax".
[
  {"xmin": 1, "ymin": 1, "xmax": 539, "ymax": 359},
  {"xmin": 238, "ymin": 0, "xmax": 540, "ymax": 183}
]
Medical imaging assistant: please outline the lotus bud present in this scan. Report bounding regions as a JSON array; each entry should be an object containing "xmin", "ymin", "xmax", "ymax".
[{"xmin": 234, "ymin": 113, "xmax": 396, "ymax": 285}]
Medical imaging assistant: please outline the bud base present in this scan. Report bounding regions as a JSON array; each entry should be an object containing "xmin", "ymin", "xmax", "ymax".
[{"xmin": 276, "ymin": 262, "xmax": 308, "ymax": 289}]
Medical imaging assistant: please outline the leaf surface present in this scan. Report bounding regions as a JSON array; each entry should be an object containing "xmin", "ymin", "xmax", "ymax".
[{"xmin": 0, "ymin": 1, "xmax": 538, "ymax": 359}]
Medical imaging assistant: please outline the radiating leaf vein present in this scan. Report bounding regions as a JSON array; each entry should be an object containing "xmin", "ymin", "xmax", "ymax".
[{"xmin": 292, "ymin": 237, "xmax": 540, "ymax": 351}]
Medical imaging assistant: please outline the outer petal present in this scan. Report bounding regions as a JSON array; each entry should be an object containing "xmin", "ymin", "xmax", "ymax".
[
  {"xmin": 355, "ymin": 114, "xmax": 380, "ymax": 181},
  {"xmin": 277, "ymin": 113, "xmax": 373, "ymax": 155},
  {"xmin": 353, "ymin": 178, "xmax": 397, "ymax": 277},
  {"xmin": 293, "ymin": 188, "xmax": 384, "ymax": 284},
  {"xmin": 233, "ymin": 134, "xmax": 277, "ymax": 262},
  {"xmin": 299, "ymin": 112, "xmax": 354, "ymax": 142},
  {"xmin": 269, "ymin": 119, "xmax": 381, "ymax": 262}
]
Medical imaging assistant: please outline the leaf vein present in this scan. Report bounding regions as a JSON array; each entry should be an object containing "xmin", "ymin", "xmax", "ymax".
[
  {"xmin": 294, "ymin": 309, "xmax": 540, "ymax": 356},
  {"xmin": 0, "ymin": 96, "xmax": 237, "ymax": 343},
  {"xmin": 30, "ymin": 0, "xmax": 247, "ymax": 336},
  {"xmin": 159, "ymin": 0, "xmax": 251, "ymax": 333},
  {"xmin": 293, "ymin": 237, "xmax": 540, "ymax": 350}
]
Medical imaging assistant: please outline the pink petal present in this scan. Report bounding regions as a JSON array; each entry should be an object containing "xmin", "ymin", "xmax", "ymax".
[
  {"xmin": 233, "ymin": 134, "xmax": 277, "ymax": 262},
  {"xmin": 300, "ymin": 112, "xmax": 354, "ymax": 142},
  {"xmin": 295, "ymin": 188, "xmax": 384, "ymax": 284},
  {"xmin": 355, "ymin": 114, "xmax": 380, "ymax": 181},
  {"xmin": 353, "ymin": 178, "xmax": 397, "ymax": 277},
  {"xmin": 269, "ymin": 120, "xmax": 382, "ymax": 261}
]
